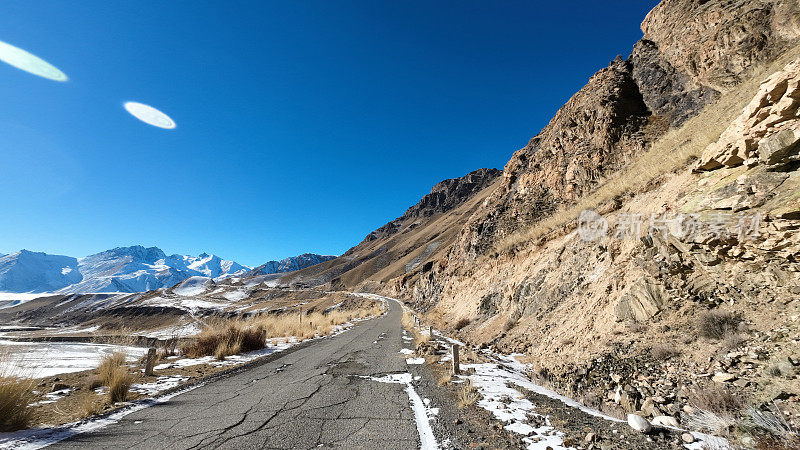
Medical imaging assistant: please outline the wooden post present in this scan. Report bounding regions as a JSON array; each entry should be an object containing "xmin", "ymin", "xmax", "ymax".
[
  {"xmin": 299, "ymin": 310, "xmax": 302, "ymax": 325},
  {"xmin": 429, "ymin": 326, "xmax": 434, "ymax": 338},
  {"xmin": 144, "ymin": 348, "xmax": 156, "ymax": 376},
  {"xmin": 451, "ymin": 344, "xmax": 460, "ymax": 375}
]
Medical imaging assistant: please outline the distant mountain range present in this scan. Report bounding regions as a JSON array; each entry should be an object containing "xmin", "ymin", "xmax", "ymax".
[
  {"xmin": 0, "ymin": 246, "xmax": 335, "ymax": 294},
  {"xmin": 247, "ymin": 253, "xmax": 336, "ymax": 277}
]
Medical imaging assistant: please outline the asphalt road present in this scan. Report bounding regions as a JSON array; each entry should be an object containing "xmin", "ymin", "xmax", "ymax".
[{"xmin": 53, "ymin": 299, "xmax": 427, "ymax": 449}]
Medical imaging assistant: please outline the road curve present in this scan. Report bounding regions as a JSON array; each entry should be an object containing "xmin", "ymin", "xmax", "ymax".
[{"xmin": 53, "ymin": 300, "xmax": 427, "ymax": 449}]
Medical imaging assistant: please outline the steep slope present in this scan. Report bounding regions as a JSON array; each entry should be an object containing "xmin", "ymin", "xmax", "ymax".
[
  {"xmin": 283, "ymin": 168, "xmax": 501, "ymax": 289},
  {"xmin": 271, "ymin": 0, "xmax": 800, "ymax": 440},
  {"xmin": 0, "ymin": 250, "xmax": 81, "ymax": 293}
]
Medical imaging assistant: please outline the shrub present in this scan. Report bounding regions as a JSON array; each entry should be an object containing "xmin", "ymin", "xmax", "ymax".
[
  {"xmin": 650, "ymin": 343, "xmax": 679, "ymax": 360},
  {"xmin": 454, "ymin": 318, "xmax": 470, "ymax": 331},
  {"xmin": 97, "ymin": 352, "xmax": 127, "ymax": 386},
  {"xmin": 438, "ymin": 373, "xmax": 452, "ymax": 386},
  {"xmin": 0, "ymin": 375, "xmax": 34, "ymax": 431},
  {"xmin": 107, "ymin": 367, "xmax": 132, "ymax": 403},
  {"xmin": 182, "ymin": 321, "xmax": 264, "ymax": 358},
  {"xmin": 689, "ymin": 384, "xmax": 744, "ymax": 414},
  {"xmin": 697, "ymin": 310, "xmax": 742, "ymax": 340},
  {"xmin": 458, "ymin": 379, "xmax": 480, "ymax": 408}
]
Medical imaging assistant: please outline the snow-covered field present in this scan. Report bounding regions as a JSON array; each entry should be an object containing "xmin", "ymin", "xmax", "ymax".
[{"xmin": 0, "ymin": 340, "xmax": 148, "ymax": 378}]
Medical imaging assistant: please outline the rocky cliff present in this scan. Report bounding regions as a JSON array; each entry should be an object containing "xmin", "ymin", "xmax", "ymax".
[{"xmin": 299, "ymin": 0, "xmax": 800, "ymax": 444}]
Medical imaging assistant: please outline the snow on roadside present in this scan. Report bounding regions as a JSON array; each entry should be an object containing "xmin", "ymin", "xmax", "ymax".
[
  {"xmin": 366, "ymin": 373, "xmax": 439, "ymax": 450},
  {"xmin": 130, "ymin": 376, "xmax": 189, "ymax": 396},
  {"xmin": 464, "ymin": 362, "xmax": 571, "ymax": 449},
  {"xmin": 0, "ymin": 340, "xmax": 148, "ymax": 378},
  {"xmin": 0, "ymin": 383, "xmax": 204, "ymax": 450}
]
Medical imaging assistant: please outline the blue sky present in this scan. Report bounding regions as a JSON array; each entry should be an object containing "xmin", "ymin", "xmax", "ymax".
[{"xmin": 0, "ymin": 1, "xmax": 658, "ymax": 267}]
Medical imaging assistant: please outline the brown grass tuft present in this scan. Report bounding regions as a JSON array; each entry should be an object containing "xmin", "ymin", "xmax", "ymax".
[
  {"xmin": 107, "ymin": 367, "xmax": 132, "ymax": 403},
  {"xmin": 79, "ymin": 394, "xmax": 104, "ymax": 418},
  {"xmin": 0, "ymin": 375, "xmax": 34, "ymax": 431},
  {"xmin": 438, "ymin": 373, "xmax": 452, "ymax": 386},
  {"xmin": 458, "ymin": 379, "xmax": 480, "ymax": 408},
  {"xmin": 97, "ymin": 352, "xmax": 127, "ymax": 386}
]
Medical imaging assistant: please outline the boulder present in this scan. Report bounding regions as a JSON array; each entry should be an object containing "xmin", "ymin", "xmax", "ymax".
[
  {"xmin": 651, "ymin": 415, "xmax": 680, "ymax": 428},
  {"xmin": 627, "ymin": 414, "xmax": 652, "ymax": 433},
  {"xmin": 712, "ymin": 372, "xmax": 737, "ymax": 383},
  {"xmin": 697, "ymin": 60, "xmax": 800, "ymax": 171},
  {"xmin": 681, "ymin": 433, "xmax": 696, "ymax": 444},
  {"xmin": 759, "ymin": 128, "xmax": 800, "ymax": 169}
]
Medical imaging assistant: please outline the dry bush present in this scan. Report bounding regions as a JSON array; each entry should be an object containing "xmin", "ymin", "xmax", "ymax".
[
  {"xmin": 0, "ymin": 375, "xmax": 34, "ymax": 432},
  {"xmin": 650, "ymin": 343, "xmax": 680, "ymax": 360},
  {"xmin": 458, "ymin": 379, "xmax": 480, "ymax": 408},
  {"xmin": 697, "ymin": 310, "xmax": 742, "ymax": 340},
  {"xmin": 453, "ymin": 318, "xmax": 470, "ymax": 331},
  {"xmin": 182, "ymin": 321, "xmax": 264, "ymax": 359},
  {"xmin": 438, "ymin": 373, "xmax": 452, "ymax": 386},
  {"xmin": 183, "ymin": 302, "xmax": 382, "ymax": 358},
  {"xmin": 745, "ymin": 405, "xmax": 798, "ymax": 448},
  {"xmin": 721, "ymin": 331, "xmax": 746, "ymax": 350},
  {"xmin": 97, "ymin": 352, "xmax": 127, "ymax": 386},
  {"xmin": 79, "ymin": 394, "xmax": 104, "ymax": 418},
  {"xmin": 685, "ymin": 384, "xmax": 744, "ymax": 435},
  {"xmin": 106, "ymin": 366, "xmax": 132, "ymax": 403},
  {"xmin": 689, "ymin": 384, "xmax": 744, "ymax": 414}
]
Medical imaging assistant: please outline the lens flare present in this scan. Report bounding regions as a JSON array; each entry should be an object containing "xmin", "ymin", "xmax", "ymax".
[
  {"xmin": 0, "ymin": 40, "xmax": 67, "ymax": 82},
  {"xmin": 123, "ymin": 102, "xmax": 177, "ymax": 130}
]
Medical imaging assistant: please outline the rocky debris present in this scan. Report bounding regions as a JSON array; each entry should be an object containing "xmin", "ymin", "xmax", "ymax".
[
  {"xmin": 712, "ymin": 372, "xmax": 738, "ymax": 383},
  {"xmin": 651, "ymin": 415, "xmax": 679, "ymax": 428},
  {"xmin": 613, "ymin": 277, "xmax": 667, "ymax": 322},
  {"xmin": 627, "ymin": 414, "xmax": 652, "ymax": 433},
  {"xmin": 697, "ymin": 59, "xmax": 800, "ymax": 170}
]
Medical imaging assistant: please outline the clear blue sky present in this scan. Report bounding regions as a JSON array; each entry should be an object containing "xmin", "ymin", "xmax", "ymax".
[{"xmin": 0, "ymin": 1, "xmax": 658, "ymax": 267}]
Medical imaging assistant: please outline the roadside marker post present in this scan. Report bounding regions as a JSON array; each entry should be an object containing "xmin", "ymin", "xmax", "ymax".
[
  {"xmin": 451, "ymin": 344, "xmax": 460, "ymax": 375},
  {"xmin": 144, "ymin": 347, "xmax": 156, "ymax": 376}
]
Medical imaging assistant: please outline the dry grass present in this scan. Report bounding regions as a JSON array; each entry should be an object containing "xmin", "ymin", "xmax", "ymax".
[
  {"xmin": 495, "ymin": 44, "xmax": 800, "ymax": 255},
  {"xmin": 438, "ymin": 373, "xmax": 452, "ymax": 386},
  {"xmin": 107, "ymin": 367, "xmax": 132, "ymax": 403},
  {"xmin": 697, "ymin": 310, "xmax": 742, "ymax": 340},
  {"xmin": 96, "ymin": 352, "xmax": 132, "ymax": 403},
  {"xmin": 183, "ymin": 303, "xmax": 384, "ymax": 359},
  {"xmin": 97, "ymin": 352, "xmax": 127, "ymax": 386},
  {"xmin": 458, "ymin": 379, "xmax": 480, "ymax": 408},
  {"xmin": 79, "ymin": 394, "xmax": 104, "ymax": 418},
  {"xmin": 650, "ymin": 343, "xmax": 680, "ymax": 360},
  {"xmin": 0, "ymin": 375, "xmax": 34, "ymax": 432},
  {"xmin": 685, "ymin": 384, "xmax": 744, "ymax": 436},
  {"xmin": 183, "ymin": 321, "xmax": 264, "ymax": 359}
]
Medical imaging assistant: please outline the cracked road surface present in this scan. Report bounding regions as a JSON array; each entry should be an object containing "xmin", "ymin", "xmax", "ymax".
[{"xmin": 53, "ymin": 300, "xmax": 427, "ymax": 449}]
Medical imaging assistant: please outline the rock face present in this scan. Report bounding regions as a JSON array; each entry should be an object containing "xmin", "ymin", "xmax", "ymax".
[
  {"xmin": 697, "ymin": 59, "xmax": 800, "ymax": 170},
  {"xmin": 364, "ymin": 168, "xmax": 501, "ymax": 243}
]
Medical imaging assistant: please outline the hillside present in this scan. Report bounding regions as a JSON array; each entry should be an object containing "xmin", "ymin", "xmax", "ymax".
[{"xmin": 271, "ymin": 0, "xmax": 800, "ymax": 444}]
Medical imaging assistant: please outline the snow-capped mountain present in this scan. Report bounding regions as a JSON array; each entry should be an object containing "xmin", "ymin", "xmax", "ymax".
[
  {"xmin": 248, "ymin": 253, "xmax": 336, "ymax": 276},
  {"xmin": 0, "ymin": 246, "xmax": 250, "ymax": 294},
  {"xmin": 0, "ymin": 250, "xmax": 82, "ymax": 293}
]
